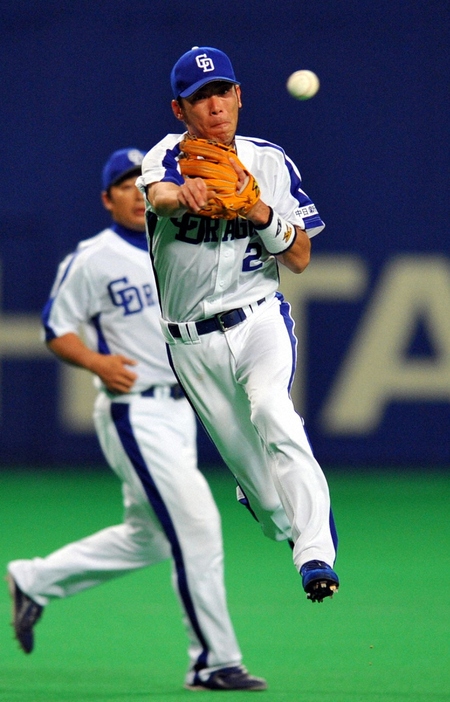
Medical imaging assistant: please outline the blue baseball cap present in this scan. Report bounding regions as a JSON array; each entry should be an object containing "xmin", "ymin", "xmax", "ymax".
[
  {"xmin": 102, "ymin": 148, "xmax": 146, "ymax": 191},
  {"xmin": 171, "ymin": 46, "xmax": 240, "ymax": 99}
]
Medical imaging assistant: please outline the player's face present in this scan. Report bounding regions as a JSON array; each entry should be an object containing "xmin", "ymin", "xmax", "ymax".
[
  {"xmin": 101, "ymin": 176, "xmax": 146, "ymax": 231},
  {"xmin": 173, "ymin": 82, "xmax": 242, "ymax": 145}
]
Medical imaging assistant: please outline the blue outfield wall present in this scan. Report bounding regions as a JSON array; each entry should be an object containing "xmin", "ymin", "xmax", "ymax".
[{"xmin": 1, "ymin": 1, "xmax": 449, "ymax": 468}]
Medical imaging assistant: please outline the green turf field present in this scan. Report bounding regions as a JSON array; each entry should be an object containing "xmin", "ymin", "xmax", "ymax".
[{"xmin": 0, "ymin": 466, "xmax": 449, "ymax": 702}]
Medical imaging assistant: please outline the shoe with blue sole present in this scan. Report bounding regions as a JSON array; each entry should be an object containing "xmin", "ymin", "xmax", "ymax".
[{"xmin": 300, "ymin": 560, "xmax": 339, "ymax": 602}]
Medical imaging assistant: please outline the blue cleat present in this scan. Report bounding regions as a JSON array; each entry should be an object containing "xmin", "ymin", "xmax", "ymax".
[{"xmin": 300, "ymin": 560, "xmax": 339, "ymax": 603}]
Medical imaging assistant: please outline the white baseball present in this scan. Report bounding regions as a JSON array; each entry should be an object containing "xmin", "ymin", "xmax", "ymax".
[{"xmin": 286, "ymin": 70, "xmax": 320, "ymax": 100}]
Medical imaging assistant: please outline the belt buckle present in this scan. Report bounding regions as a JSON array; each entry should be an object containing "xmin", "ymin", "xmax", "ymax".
[{"xmin": 216, "ymin": 311, "xmax": 230, "ymax": 332}]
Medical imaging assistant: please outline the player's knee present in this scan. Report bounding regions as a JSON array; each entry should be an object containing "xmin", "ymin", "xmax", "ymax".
[{"xmin": 250, "ymin": 393, "xmax": 287, "ymax": 434}]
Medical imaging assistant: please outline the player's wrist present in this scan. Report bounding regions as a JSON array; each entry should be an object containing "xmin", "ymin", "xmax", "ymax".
[
  {"xmin": 254, "ymin": 207, "xmax": 300, "ymax": 254},
  {"xmin": 244, "ymin": 199, "xmax": 270, "ymax": 226}
]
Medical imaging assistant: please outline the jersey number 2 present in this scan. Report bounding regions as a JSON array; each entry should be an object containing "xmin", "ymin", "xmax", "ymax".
[{"xmin": 242, "ymin": 243, "xmax": 263, "ymax": 272}]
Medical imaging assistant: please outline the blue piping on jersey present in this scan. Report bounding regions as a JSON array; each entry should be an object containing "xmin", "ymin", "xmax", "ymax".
[
  {"xmin": 161, "ymin": 144, "xmax": 184, "ymax": 186},
  {"xmin": 42, "ymin": 225, "xmax": 148, "ymax": 343},
  {"xmin": 41, "ymin": 251, "xmax": 80, "ymax": 342},
  {"xmin": 42, "ymin": 299, "xmax": 57, "ymax": 342},
  {"xmin": 91, "ymin": 313, "xmax": 110, "ymax": 354},
  {"xmin": 110, "ymin": 402, "xmax": 210, "ymax": 669},
  {"xmin": 236, "ymin": 137, "xmax": 324, "ymax": 231}
]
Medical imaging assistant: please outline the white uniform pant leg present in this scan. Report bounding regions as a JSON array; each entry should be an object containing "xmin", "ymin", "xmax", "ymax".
[
  {"xmin": 167, "ymin": 297, "xmax": 337, "ymax": 572},
  {"xmin": 8, "ymin": 488, "xmax": 171, "ymax": 606},
  {"xmin": 9, "ymin": 393, "xmax": 242, "ymax": 671},
  {"xmin": 97, "ymin": 393, "xmax": 241, "ymax": 671},
  {"xmin": 167, "ymin": 340, "xmax": 292, "ymax": 543},
  {"xmin": 232, "ymin": 297, "xmax": 337, "ymax": 570}
]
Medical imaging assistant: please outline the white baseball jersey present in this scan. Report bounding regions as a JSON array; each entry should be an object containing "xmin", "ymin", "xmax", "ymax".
[
  {"xmin": 137, "ymin": 133, "xmax": 325, "ymax": 323},
  {"xmin": 42, "ymin": 224, "xmax": 176, "ymax": 393}
]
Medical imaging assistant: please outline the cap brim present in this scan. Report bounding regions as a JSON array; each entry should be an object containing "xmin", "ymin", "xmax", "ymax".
[
  {"xmin": 108, "ymin": 166, "xmax": 143, "ymax": 188},
  {"xmin": 179, "ymin": 77, "xmax": 240, "ymax": 99}
]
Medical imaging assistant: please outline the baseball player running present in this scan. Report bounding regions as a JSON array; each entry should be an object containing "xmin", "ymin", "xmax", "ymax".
[
  {"xmin": 137, "ymin": 47, "xmax": 339, "ymax": 608},
  {"xmin": 6, "ymin": 148, "xmax": 267, "ymax": 692}
]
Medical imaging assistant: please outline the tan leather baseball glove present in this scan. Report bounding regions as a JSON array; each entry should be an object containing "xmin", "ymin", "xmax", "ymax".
[{"xmin": 178, "ymin": 135, "xmax": 260, "ymax": 220}]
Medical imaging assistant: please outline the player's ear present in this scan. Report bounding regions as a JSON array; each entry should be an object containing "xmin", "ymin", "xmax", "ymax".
[
  {"xmin": 235, "ymin": 85, "xmax": 242, "ymax": 109},
  {"xmin": 101, "ymin": 190, "xmax": 113, "ymax": 213},
  {"xmin": 172, "ymin": 99, "xmax": 184, "ymax": 122}
]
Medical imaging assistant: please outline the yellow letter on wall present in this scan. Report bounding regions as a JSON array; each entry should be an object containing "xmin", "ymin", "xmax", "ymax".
[{"xmin": 321, "ymin": 255, "xmax": 450, "ymax": 434}]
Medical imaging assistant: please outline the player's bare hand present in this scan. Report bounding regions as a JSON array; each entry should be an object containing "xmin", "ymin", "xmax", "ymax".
[
  {"xmin": 93, "ymin": 354, "xmax": 138, "ymax": 394},
  {"xmin": 47, "ymin": 335, "xmax": 139, "ymax": 394},
  {"xmin": 178, "ymin": 177, "xmax": 216, "ymax": 214},
  {"xmin": 149, "ymin": 180, "xmax": 216, "ymax": 218}
]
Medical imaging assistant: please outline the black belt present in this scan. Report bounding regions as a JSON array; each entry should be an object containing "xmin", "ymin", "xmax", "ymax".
[
  {"xmin": 141, "ymin": 384, "xmax": 184, "ymax": 400},
  {"xmin": 168, "ymin": 298, "xmax": 266, "ymax": 338}
]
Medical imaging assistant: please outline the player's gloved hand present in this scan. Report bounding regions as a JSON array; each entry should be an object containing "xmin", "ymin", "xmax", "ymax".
[{"xmin": 178, "ymin": 135, "xmax": 260, "ymax": 219}]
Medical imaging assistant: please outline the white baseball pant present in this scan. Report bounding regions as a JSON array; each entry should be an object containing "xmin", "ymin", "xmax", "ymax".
[
  {"xmin": 161, "ymin": 294, "xmax": 338, "ymax": 572},
  {"xmin": 8, "ymin": 392, "xmax": 242, "ymax": 671}
]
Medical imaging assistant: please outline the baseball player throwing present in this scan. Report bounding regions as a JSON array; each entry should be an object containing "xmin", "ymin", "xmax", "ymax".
[
  {"xmin": 6, "ymin": 148, "xmax": 266, "ymax": 692},
  {"xmin": 137, "ymin": 47, "xmax": 339, "ymax": 607}
]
